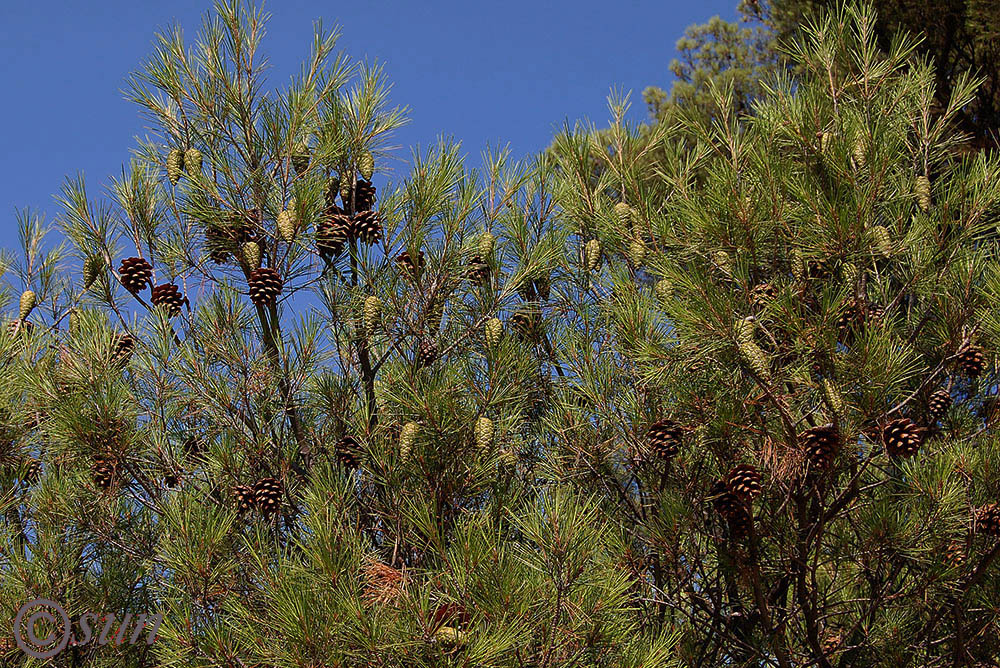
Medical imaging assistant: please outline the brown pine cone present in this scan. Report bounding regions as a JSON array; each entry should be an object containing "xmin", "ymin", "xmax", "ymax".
[
  {"xmin": 801, "ymin": 424, "xmax": 839, "ymax": 471},
  {"xmin": 883, "ymin": 418, "xmax": 922, "ymax": 458},
  {"xmin": 253, "ymin": 477, "xmax": 282, "ymax": 516},
  {"xmin": 646, "ymin": 419, "xmax": 683, "ymax": 459},
  {"xmin": 335, "ymin": 435, "xmax": 362, "ymax": 469},
  {"xmin": 118, "ymin": 257, "xmax": 153, "ymax": 293},
  {"xmin": 350, "ymin": 210, "xmax": 383, "ymax": 245},
  {"xmin": 150, "ymin": 283, "xmax": 188, "ymax": 317},
  {"xmin": 317, "ymin": 208, "xmax": 351, "ymax": 258},
  {"xmin": 725, "ymin": 464, "xmax": 762, "ymax": 501},
  {"xmin": 248, "ymin": 268, "xmax": 282, "ymax": 306}
]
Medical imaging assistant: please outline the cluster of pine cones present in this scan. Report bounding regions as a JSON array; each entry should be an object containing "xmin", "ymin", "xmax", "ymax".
[{"xmin": 316, "ymin": 172, "xmax": 382, "ymax": 258}]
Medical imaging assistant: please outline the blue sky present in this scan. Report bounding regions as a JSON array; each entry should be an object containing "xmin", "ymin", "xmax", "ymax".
[{"xmin": 0, "ymin": 0, "xmax": 737, "ymax": 247}]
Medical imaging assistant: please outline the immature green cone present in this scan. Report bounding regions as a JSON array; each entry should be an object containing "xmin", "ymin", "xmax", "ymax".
[
  {"xmin": 475, "ymin": 416, "xmax": 494, "ymax": 450},
  {"xmin": 655, "ymin": 278, "xmax": 672, "ymax": 301},
  {"xmin": 184, "ymin": 148, "xmax": 202, "ymax": 177},
  {"xmin": 242, "ymin": 242, "xmax": 262, "ymax": 270},
  {"xmin": 852, "ymin": 135, "xmax": 867, "ymax": 170},
  {"xmin": 585, "ymin": 239, "xmax": 602, "ymax": 271},
  {"xmin": 68, "ymin": 308, "xmax": 80, "ymax": 335},
  {"xmin": 915, "ymin": 175, "xmax": 932, "ymax": 211},
  {"xmin": 818, "ymin": 130, "xmax": 830, "ymax": 154},
  {"xmin": 83, "ymin": 256, "xmax": 102, "ymax": 289},
  {"xmin": 358, "ymin": 151, "xmax": 375, "ymax": 180},
  {"xmin": 485, "ymin": 317, "xmax": 503, "ymax": 347},
  {"xmin": 614, "ymin": 201, "xmax": 632, "ymax": 229},
  {"xmin": 291, "ymin": 141, "xmax": 310, "ymax": 174},
  {"xmin": 363, "ymin": 295, "xmax": 382, "ymax": 335},
  {"xmin": 434, "ymin": 626, "xmax": 466, "ymax": 647},
  {"xmin": 277, "ymin": 208, "xmax": 298, "ymax": 243},
  {"xmin": 738, "ymin": 334, "xmax": 771, "ymax": 381},
  {"xmin": 868, "ymin": 225, "xmax": 892, "ymax": 258},
  {"xmin": 821, "ymin": 378, "xmax": 845, "ymax": 421},
  {"xmin": 400, "ymin": 421, "xmax": 418, "ymax": 459},
  {"xmin": 713, "ymin": 250, "xmax": 731, "ymax": 275},
  {"xmin": 18, "ymin": 290, "xmax": 37, "ymax": 321},
  {"xmin": 628, "ymin": 240, "xmax": 646, "ymax": 267},
  {"xmin": 791, "ymin": 249, "xmax": 806, "ymax": 282},
  {"xmin": 478, "ymin": 231, "xmax": 495, "ymax": 258},
  {"xmin": 166, "ymin": 148, "xmax": 184, "ymax": 186},
  {"xmin": 734, "ymin": 316, "xmax": 754, "ymax": 346},
  {"xmin": 840, "ymin": 262, "xmax": 858, "ymax": 287}
]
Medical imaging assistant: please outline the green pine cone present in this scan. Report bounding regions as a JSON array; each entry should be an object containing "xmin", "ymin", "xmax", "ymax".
[
  {"xmin": 363, "ymin": 296, "xmax": 382, "ymax": 336},
  {"xmin": 629, "ymin": 240, "xmax": 646, "ymax": 267},
  {"xmin": 738, "ymin": 338, "xmax": 770, "ymax": 381},
  {"xmin": 853, "ymin": 136, "xmax": 867, "ymax": 171},
  {"xmin": 167, "ymin": 149, "xmax": 184, "ymax": 186},
  {"xmin": 359, "ymin": 151, "xmax": 375, "ymax": 180},
  {"xmin": 242, "ymin": 242, "xmax": 262, "ymax": 270},
  {"xmin": 478, "ymin": 231, "xmax": 495, "ymax": 258},
  {"xmin": 734, "ymin": 316, "xmax": 754, "ymax": 346},
  {"xmin": 614, "ymin": 201, "xmax": 632, "ymax": 230},
  {"xmin": 791, "ymin": 249, "xmax": 806, "ymax": 282},
  {"xmin": 184, "ymin": 148, "xmax": 203, "ymax": 177},
  {"xmin": 475, "ymin": 416, "xmax": 494, "ymax": 450},
  {"xmin": 291, "ymin": 142, "xmax": 310, "ymax": 175},
  {"xmin": 400, "ymin": 421, "xmax": 418, "ymax": 459},
  {"xmin": 18, "ymin": 290, "xmax": 37, "ymax": 320},
  {"xmin": 655, "ymin": 278, "xmax": 672, "ymax": 300},
  {"xmin": 870, "ymin": 226, "xmax": 892, "ymax": 257},
  {"xmin": 69, "ymin": 308, "xmax": 80, "ymax": 335},
  {"xmin": 821, "ymin": 378, "xmax": 845, "ymax": 420},
  {"xmin": 915, "ymin": 175, "xmax": 931, "ymax": 211},
  {"xmin": 585, "ymin": 239, "xmax": 602, "ymax": 271},
  {"xmin": 83, "ymin": 256, "xmax": 103, "ymax": 289},
  {"xmin": 485, "ymin": 317, "xmax": 503, "ymax": 347},
  {"xmin": 713, "ymin": 250, "xmax": 731, "ymax": 275},
  {"xmin": 277, "ymin": 208, "xmax": 298, "ymax": 243}
]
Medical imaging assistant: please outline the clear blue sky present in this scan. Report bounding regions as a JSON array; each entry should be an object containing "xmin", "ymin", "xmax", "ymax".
[{"xmin": 0, "ymin": 0, "xmax": 737, "ymax": 245}]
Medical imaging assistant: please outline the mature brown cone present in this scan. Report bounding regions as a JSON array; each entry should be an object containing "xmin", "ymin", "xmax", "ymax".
[
  {"xmin": 342, "ymin": 178, "xmax": 376, "ymax": 213},
  {"xmin": 957, "ymin": 344, "xmax": 986, "ymax": 378},
  {"xmin": 316, "ymin": 208, "xmax": 351, "ymax": 258},
  {"xmin": 23, "ymin": 458, "xmax": 42, "ymax": 484},
  {"xmin": 534, "ymin": 273, "xmax": 551, "ymax": 301},
  {"xmin": 204, "ymin": 226, "xmax": 231, "ymax": 263},
  {"xmin": 150, "ymin": 283, "xmax": 187, "ymax": 317},
  {"xmin": 233, "ymin": 484, "xmax": 256, "ymax": 513},
  {"xmin": 396, "ymin": 250, "xmax": 425, "ymax": 278},
  {"xmin": 248, "ymin": 268, "xmax": 282, "ymax": 306},
  {"xmin": 646, "ymin": 419, "xmax": 683, "ymax": 459},
  {"xmin": 112, "ymin": 333, "xmax": 136, "ymax": 366},
  {"xmin": 350, "ymin": 210, "xmax": 382, "ymax": 245},
  {"xmin": 253, "ymin": 477, "xmax": 282, "ymax": 516},
  {"xmin": 710, "ymin": 480, "xmax": 742, "ymax": 517},
  {"xmin": 93, "ymin": 455, "xmax": 117, "ymax": 490},
  {"xmin": 465, "ymin": 255, "xmax": 490, "ymax": 284},
  {"xmin": 118, "ymin": 257, "xmax": 153, "ymax": 293},
  {"xmin": 927, "ymin": 389, "xmax": 952, "ymax": 420},
  {"xmin": 883, "ymin": 418, "xmax": 922, "ymax": 458},
  {"xmin": 726, "ymin": 506, "xmax": 752, "ymax": 539},
  {"xmin": 944, "ymin": 541, "xmax": 966, "ymax": 570},
  {"xmin": 417, "ymin": 339, "xmax": 438, "ymax": 368},
  {"xmin": 725, "ymin": 464, "xmax": 762, "ymax": 501},
  {"xmin": 163, "ymin": 469, "xmax": 180, "ymax": 488},
  {"xmin": 977, "ymin": 503, "xmax": 1000, "ymax": 536},
  {"xmin": 801, "ymin": 424, "xmax": 839, "ymax": 471},
  {"xmin": 749, "ymin": 282, "xmax": 776, "ymax": 309},
  {"xmin": 335, "ymin": 436, "xmax": 362, "ymax": 469},
  {"xmin": 509, "ymin": 308, "xmax": 540, "ymax": 343}
]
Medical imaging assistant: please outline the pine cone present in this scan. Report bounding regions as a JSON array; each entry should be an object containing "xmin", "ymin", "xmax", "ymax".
[
  {"xmin": 93, "ymin": 455, "xmax": 117, "ymax": 490},
  {"xmin": 655, "ymin": 278, "xmax": 673, "ymax": 301},
  {"xmin": 725, "ymin": 464, "xmax": 762, "ymax": 501},
  {"xmin": 510, "ymin": 308, "xmax": 540, "ymax": 343},
  {"xmin": 417, "ymin": 339, "xmax": 438, "ymax": 368},
  {"xmin": 233, "ymin": 484, "xmax": 256, "ymax": 513},
  {"xmin": 484, "ymin": 318, "xmax": 503, "ymax": 347},
  {"xmin": 343, "ymin": 179, "xmax": 376, "ymax": 213},
  {"xmin": 184, "ymin": 148, "xmax": 202, "ymax": 177},
  {"xmin": 883, "ymin": 418, "xmax": 922, "ymax": 458},
  {"xmin": 710, "ymin": 480, "xmax": 743, "ymax": 518},
  {"xmin": 358, "ymin": 151, "xmax": 375, "ymax": 181},
  {"xmin": 475, "ymin": 416, "xmax": 494, "ymax": 450},
  {"xmin": 23, "ymin": 458, "xmax": 42, "ymax": 484},
  {"xmin": 749, "ymin": 283, "xmax": 776, "ymax": 309},
  {"xmin": 478, "ymin": 231, "xmax": 495, "ymax": 257},
  {"xmin": 399, "ymin": 422, "xmax": 418, "ymax": 459},
  {"xmin": 277, "ymin": 208, "xmax": 298, "ymax": 243},
  {"xmin": 976, "ymin": 503, "xmax": 1000, "ymax": 536},
  {"xmin": 291, "ymin": 141, "xmax": 311, "ymax": 175},
  {"xmin": 915, "ymin": 175, "xmax": 932, "ymax": 211},
  {"xmin": 584, "ymin": 239, "xmax": 602, "ymax": 271},
  {"xmin": 150, "ymin": 283, "xmax": 187, "ymax": 317},
  {"xmin": 166, "ymin": 149, "xmax": 184, "ymax": 185},
  {"xmin": 801, "ymin": 424, "xmax": 839, "ymax": 470},
  {"xmin": 944, "ymin": 540, "xmax": 966, "ymax": 570},
  {"xmin": 396, "ymin": 250, "xmax": 425, "ymax": 278},
  {"xmin": 253, "ymin": 477, "xmax": 282, "ymax": 516},
  {"xmin": 363, "ymin": 296, "xmax": 382, "ymax": 336},
  {"xmin": 335, "ymin": 435, "xmax": 362, "ymax": 469},
  {"xmin": 83, "ymin": 256, "xmax": 103, "ymax": 288},
  {"xmin": 465, "ymin": 255, "xmax": 491, "ymax": 284},
  {"xmin": 957, "ymin": 344, "xmax": 986, "ymax": 378},
  {"xmin": 614, "ymin": 201, "xmax": 632, "ymax": 229},
  {"xmin": 324, "ymin": 176, "xmax": 341, "ymax": 211},
  {"xmin": 646, "ymin": 419, "xmax": 682, "ymax": 459},
  {"xmin": 118, "ymin": 257, "xmax": 153, "ymax": 293},
  {"xmin": 241, "ymin": 241, "xmax": 262, "ymax": 270},
  {"xmin": 19, "ymin": 290, "xmax": 37, "ymax": 321},
  {"xmin": 316, "ymin": 208, "xmax": 351, "ymax": 258},
  {"xmin": 927, "ymin": 389, "xmax": 952, "ymax": 420},
  {"xmin": 351, "ymin": 210, "xmax": 382, "ymax": 244},
  {"xmin": 248, "ymin": 268, "xmax": 282, "ymax": 306},
  {"xmin": 112, "ymin": 333, "xmax": 136, "ymax": 366}
]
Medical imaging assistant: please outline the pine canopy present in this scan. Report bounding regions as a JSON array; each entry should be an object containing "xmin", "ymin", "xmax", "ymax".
[{"xmin": 2, "ymin": 3, "xmax": 1000, "ymax": 667}]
